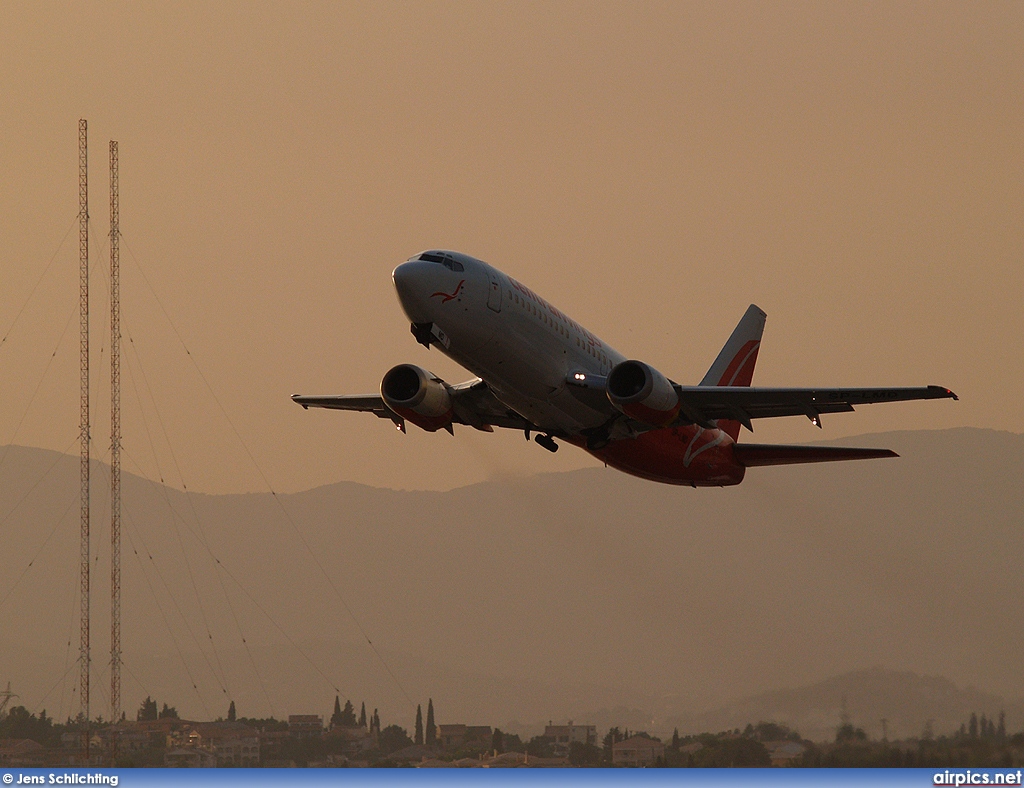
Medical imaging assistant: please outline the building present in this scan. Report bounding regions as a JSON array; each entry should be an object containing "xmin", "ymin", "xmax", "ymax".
[
  {"xmin": 288, "ymin": 715, "xmax": 323, "ymax": 739},
  {"xmin": 105, "ymin": 723, "xmax": 152, "ymax": 753},
  {"xmin": 544, "ymin": 721, "xmax": 597, "ymax": 755},
  {"xmin": 765, "ymin": 740, "xmax": 806, "ymax": 766},
  {"xmin": 437, "ymin": 724, "xmax": 492, "ymax": 750},
  {"xmin": 164, "ymin": 747, "xmax": 217, "ymax": 768},
  {"xmin": 0, "ymin": 739, "xmax": 44, "ymax": 767},
  {"xmin": 192, "ymin": 722, "xmax": 260, "ymax": 767},
  {"xmin": 387, "ymin": 744, "xmax": 437, "ymax": 763},
  {"xmin": 133, "ymin": 717, "xmax": 197, "ymax": 749},
  {"xmin": 612, "ymin": 735, "xmax": 665, "ymax": 767},
  {"xmin": 466, "ymin": 726, "xmax": 493, "ymax": 747},
  {"xmin": 324, "ymin": 724, "xmax": 376, "ymax": 755}
]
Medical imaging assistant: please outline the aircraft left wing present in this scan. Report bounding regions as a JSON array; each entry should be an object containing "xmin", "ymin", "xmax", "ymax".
[{"xmin": 671, "ymin": 384, "xmax": 958, "ymax": 430}]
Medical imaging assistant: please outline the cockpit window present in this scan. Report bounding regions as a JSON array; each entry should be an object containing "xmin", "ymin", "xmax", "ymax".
[{"xmin": 417, "ymin": 251, "xmax": 464, "ymax": 272}]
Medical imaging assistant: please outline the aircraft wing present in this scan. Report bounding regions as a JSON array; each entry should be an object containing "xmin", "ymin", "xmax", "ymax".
[
  {"xmin": 671, "ymin": 384, "xmax": 958, "ymax": 430},
  {"xmin": 291, "ymin": 380, "xmax": 532, "ymax": 432},
  {"xmin": 291, "ymin": 394, "xmax": 393, "ymax": 417}
]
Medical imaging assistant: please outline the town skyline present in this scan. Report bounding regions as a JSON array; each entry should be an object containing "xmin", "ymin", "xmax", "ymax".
[{"xmin": 3, "ymin": 684, "xmax": 1022, "ymax": 768}]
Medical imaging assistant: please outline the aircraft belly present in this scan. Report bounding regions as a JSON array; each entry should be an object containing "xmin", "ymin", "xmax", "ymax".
[
  {"xmin": 450, "ymin": 331, "xmax": 607, "ymax": 432},
  {"xmin": 582, "ymin": 426, "xmax": 746, "ymax": 486}
]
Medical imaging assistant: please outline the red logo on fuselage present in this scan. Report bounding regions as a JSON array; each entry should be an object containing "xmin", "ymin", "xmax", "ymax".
[{"xmin": 431, "ymin": 279, "xmax": 465, "ymax": 303}]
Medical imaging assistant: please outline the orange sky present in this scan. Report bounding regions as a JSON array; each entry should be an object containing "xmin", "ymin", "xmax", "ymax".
[{"xmin": 0, "ymin": 1, "xmax": 1019, "ymax": 493}]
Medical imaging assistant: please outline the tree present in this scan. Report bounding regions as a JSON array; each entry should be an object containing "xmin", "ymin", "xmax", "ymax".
[
  {"xmin": 341, "ymin": 700, "xmax": 357, "ymax": 726},
  {"xmin": 426, "ymin": 698, "xmax": 436, "ymax": 746},
  {"xmin": 969, "ymin": 713, "xmax": 979, "ymax": 739},
  {"xmin": 998, "ymin": 711, "xmax": 1007, "ymax": 741},
  {"xmin": 693, "ymin": 738, "xmax": 770, "ymax": 767},
  {"xmin": 159, "ymin": 703, "xmax": 179, "ymax": 719},
  {"xmin": 414, "ymin": 704, "xmax": 423, "ymax": 745},
  {"xmin": 379, "ymin": 724, "xmax": 413, "ymax": 755},
  {"xmin": 603, "ymin": 727, "xmax": 624, "ymax": 761},
  {"xmin": 372, "ymin": 709, "xmax": 380, "ymax": 735},
  {"xmin": 751, "ymin": 721, "xmax": 797, "ymax": 742},
  {"xmin": 0, "ymin": 707, "xmax": 59, "ymax": 748},
  {"xmin": 503, "ymin": 732, "xmax": 524, "ymax": 752},
  {"xmin": 330, "ymin": 696, "xmax": 343, "ymax": 728},
  {"xmin": 835, "ymin": 723, "xmax": 866, "ymax": 743},
  {"xmin": 359, "ymin": 702, "xmax": 367, "ymax": 729},
  {"xmin": 568, "ymin": 740, "xmax": 601, "ymax": 766},
  {"xmin": 526, "ymin": 735, "xmax": 555, "ymax": 758},
  {"xmin": 227, "ymin": 701, "xmax": 236, "ymax": 722},
  {"xmin": 492, "ymin": 727, "xmax": 503, "ymax": 754},
  {"xmin": 137, "ymin": 697, "xmax": 158, "ymax": 722},
  {"xmin": 672, "ymin": 728, "xmax": 680, "ymax": 749}
]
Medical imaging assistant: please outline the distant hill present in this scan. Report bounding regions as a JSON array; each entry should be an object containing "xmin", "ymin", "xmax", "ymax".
[
  {"xmin": 0, "ymin": 428, "xmax": 1021, "ymax": 739},
  {"xmin": 666, "ymin": 667, "xmax": 1019, "ymax": 742}
]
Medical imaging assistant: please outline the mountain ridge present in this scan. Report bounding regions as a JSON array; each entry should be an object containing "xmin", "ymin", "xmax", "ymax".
[{"xmin": 0, "ymin": 428, "xmax": 1020, "ymax": 736}]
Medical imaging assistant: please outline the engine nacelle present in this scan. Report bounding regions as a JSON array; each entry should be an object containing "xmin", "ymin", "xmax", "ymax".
[
  {"xmin": 606, "ymin": 360, "xmax": 680, "ymax": 427},
  {"xmin": 381, "ymin": 364, "xmax": 454, "ymax": 432}
]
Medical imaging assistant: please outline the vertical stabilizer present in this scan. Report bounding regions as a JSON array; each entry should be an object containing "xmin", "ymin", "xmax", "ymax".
[{"xmin": 701, "ymin": 304, "xmax": 766, "ymax": 439}]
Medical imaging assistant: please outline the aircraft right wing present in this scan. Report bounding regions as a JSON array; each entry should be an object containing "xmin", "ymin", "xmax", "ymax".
[
  {"xmin": 291, "ymin": 379, "xmax": 532, "ymax": 433},
  {"xmin": 292, "ymin": 394, "xmax": 393, "ymax": 418}
]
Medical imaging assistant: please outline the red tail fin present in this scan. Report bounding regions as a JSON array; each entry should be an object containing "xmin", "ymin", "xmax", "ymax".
[{"xmin": 701, "ymin": 305, "xmax": 766, "ymax": 440}]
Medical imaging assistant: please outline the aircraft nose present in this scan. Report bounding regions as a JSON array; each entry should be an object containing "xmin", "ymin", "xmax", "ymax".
[{"xmin": 392, "ymin": 261, "xmax": 433, "ymax": 323}]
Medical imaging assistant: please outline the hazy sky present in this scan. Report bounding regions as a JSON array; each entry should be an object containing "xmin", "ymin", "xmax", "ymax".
[{"xmin": 0, "ymin": 2, "xmax": 1020, "ymax": 493}]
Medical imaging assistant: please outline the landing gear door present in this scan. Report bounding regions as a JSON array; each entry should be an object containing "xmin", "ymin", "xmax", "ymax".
[{"xmin": 487, "ymin": 270, "xmax": 502, "ymax": 313}]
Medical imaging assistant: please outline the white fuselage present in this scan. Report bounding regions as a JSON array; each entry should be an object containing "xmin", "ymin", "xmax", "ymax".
[{"xmin": 393, "ymin": 251, "xmax": 627, "ymax": 434}]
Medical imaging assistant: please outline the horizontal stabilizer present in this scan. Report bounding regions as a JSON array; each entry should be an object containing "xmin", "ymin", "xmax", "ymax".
[{"xmin": 733, "ymin": 443, "xmax": 898, "ymax": 467}]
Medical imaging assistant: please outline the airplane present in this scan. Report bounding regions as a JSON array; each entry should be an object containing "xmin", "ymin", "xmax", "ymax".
[{"xmin": 293, "ymin": 250, "xmax": 957, "ymax": 487}]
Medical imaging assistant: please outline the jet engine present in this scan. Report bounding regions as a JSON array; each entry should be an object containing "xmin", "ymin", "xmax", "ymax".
[
  {"xmin": 606, "ymin": 360, "xmax": 681, "ymax": 427},
  {"xmin": 381, "ymin": 364, "xmax": 454, "ymax": 432}
]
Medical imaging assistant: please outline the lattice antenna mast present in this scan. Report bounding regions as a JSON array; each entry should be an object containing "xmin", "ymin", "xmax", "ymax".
[
  {"xmin": 109, "ymin": 139, "xmax": 121, "ymax": 726},
  {"xmin": 0, "ymin": 682, "xmax": 17, "ymax": 718},
  {"xmin": 77, "ymin": 119, "xmax": 91, "ymax": 733}
]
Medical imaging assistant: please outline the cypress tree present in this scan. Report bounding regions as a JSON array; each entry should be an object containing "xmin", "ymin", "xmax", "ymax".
[
  {"xmin": 359, "ymin": 702, "xmax": 367, "ymax": 728},
  {"xmin": 415, "ymin": 704, "xmax": 424, "ymax": 745},
  {"xmin": 330, "ymin": 696, "xmax": 343, "ymax": 728},
  {"xmin": 227, "ymin": 701, "xmax": 236, "ymax": 722},
  {"xmin": 426, "ymin": 698, "xmax": 436, "ymax": 746}
]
